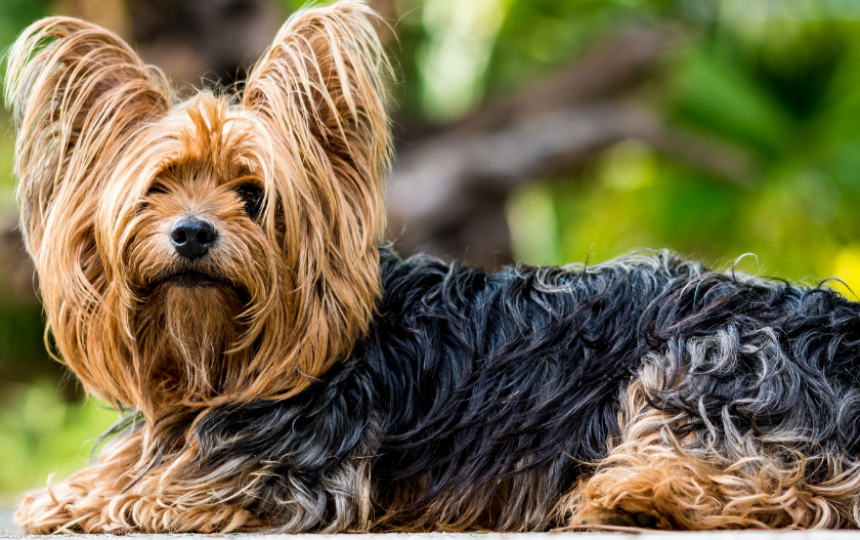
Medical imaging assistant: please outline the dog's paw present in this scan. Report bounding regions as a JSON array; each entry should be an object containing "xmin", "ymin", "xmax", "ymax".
[
  {"xmin": 15, "ymin": 486, "xmax": 74, "ymax": 534},
  {"xmin": 16, "ymin": 481, "xmax": 108, "ymax": 534}
]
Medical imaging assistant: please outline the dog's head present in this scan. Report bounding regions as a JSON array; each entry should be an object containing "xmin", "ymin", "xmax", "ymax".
[{"xmin": 5, "ymin": 1, "xmax": 391, "ymax": 416}]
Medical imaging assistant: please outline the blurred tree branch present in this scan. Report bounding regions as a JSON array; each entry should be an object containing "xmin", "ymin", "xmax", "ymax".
[
  {"xmin": 387, "ymin": 27, "xmax": 755, "ymax": 268},
  {"xmin": 0, "ymin": 222, "xmax": 36, "ymax": 304}
]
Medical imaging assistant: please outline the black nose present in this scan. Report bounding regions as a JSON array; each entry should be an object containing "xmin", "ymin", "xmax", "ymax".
[{"xmin": 170, "ymin": 218, "xmax": 217, "ymax": 259}]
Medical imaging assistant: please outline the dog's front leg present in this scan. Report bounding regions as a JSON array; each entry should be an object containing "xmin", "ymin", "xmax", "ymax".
[
  {"xmin": 16, "ymin": 462, "xmax": 122, "ymax": 534},
  {"xmin": 16, "ymin": 427, "xmax": 150, "ymax": 534},
  {"xmin": 16, "ymin": 453, "xmax": 258, "ymax": 534}
]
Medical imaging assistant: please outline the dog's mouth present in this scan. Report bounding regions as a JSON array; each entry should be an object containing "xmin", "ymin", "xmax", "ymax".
[
  {"xmin": 149, "ymin": 269, "xmax": 234, "ymax": 290},
  {"xmin": 162, "ymin": 270, "xmax": 227, "ymax": 287},
  {"xmin": 142, "ymin": 268, "xmax": 252, "ymax": 305}
]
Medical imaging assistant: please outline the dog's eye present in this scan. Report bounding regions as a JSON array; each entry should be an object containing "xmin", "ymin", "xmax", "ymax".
[
  {"xmin": 146, "ymin": 184, "xmax": 169, "ymax": 196},
  {"xmin": 236, "ymin": 184, "xmax": 264, "ymax": 218}
]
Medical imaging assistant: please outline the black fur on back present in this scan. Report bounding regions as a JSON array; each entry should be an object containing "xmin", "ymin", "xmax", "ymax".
[{"xmin": 189, "ymin": 247, "xmax": 860, "ymax": 529}]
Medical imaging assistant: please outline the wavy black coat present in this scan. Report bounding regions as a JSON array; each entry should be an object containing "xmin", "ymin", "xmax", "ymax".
[{"xmin": 191, "ymin": 247, "xmax": 860, "ymax": 529}]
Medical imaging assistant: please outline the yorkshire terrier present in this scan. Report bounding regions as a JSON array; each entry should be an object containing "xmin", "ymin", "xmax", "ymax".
[{"xmin": 7, "ymin": 0, "xmax": 860, "ymax": 534}]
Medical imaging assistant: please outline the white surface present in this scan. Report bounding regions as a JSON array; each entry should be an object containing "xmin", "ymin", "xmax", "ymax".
[
  {"xmin": 0, "ymin": 511, "xmax": 17, "ymax": 536},
  {"xmin": 4, "ymin": 510, "xmax": 860, "ymax": 539}
]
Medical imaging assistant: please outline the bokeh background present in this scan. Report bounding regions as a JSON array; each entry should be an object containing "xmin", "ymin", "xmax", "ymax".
[{"xmin": 2, "ymin": 0, "xmax": 860, "ymax": 504}]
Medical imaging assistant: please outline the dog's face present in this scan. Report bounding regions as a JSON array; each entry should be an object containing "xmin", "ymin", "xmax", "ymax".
[{"xmin": 5, "ymin": 1, "xmax": 391, "ymax": 416}]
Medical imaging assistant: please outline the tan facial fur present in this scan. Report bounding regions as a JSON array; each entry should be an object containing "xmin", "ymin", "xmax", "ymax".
[{"xmin": 5, "ymin": 1, "xmax": 392, "ymax": 417}]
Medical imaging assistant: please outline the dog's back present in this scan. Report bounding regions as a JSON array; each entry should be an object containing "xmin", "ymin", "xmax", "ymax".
[
  {"xmin": 368, "ymin": 249, "xmax": 860, "ymax": 529},
  {"xmin": 189, "ymin": 248, "xmax": 860, "ymax": 530}
]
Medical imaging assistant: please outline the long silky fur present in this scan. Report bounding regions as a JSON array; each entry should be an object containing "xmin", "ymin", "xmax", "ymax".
[
  {"xmin": 9, "ymin": 0, "xmax": 860, "ymax": 534},
  {"xmin": 5, "ymin": 0, "xmax": 391, "ymax": 417}
]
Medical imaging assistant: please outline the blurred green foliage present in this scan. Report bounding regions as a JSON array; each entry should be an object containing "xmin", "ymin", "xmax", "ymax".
[
  {"xmin": 4, "ymin": 0, "xmax": 860, "ymax": 501},
  {"xmin": 501, "ymin": 0, "xmax": 860, "ymax": 299},
  {"xmin": 0, "ymin": 383, "xmax": 115, "ymax": 505}
]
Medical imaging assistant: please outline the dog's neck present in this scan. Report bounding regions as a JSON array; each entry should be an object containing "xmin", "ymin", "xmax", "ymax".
[{"xmin": 134, "ymin": 283, "xmax": 250, "ymax": 414}]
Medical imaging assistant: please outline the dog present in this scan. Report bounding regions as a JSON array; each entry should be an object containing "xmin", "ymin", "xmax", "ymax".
[{"xmin": 7, "ymin": 0, "xmax": 860, "ymax": 533}]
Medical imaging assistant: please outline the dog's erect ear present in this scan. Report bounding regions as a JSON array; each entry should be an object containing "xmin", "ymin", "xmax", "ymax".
[
  {"xmin": 5, "ymin": 17, "xmax": 171, "ymax": 259},
  {"xmin": 243, "ymin": 1, "xmax": 391, "ymax": 242},
  {"xmin": 244, "ymin": 0, "xmax": 391, "ymax": 251},
  {"xmin": 245, "ymin": 2, "xmax": 390, "ymax": 236},
  {"xmin": 240, "ymin": 0, "xmax": 392, "ymax": 392}
]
